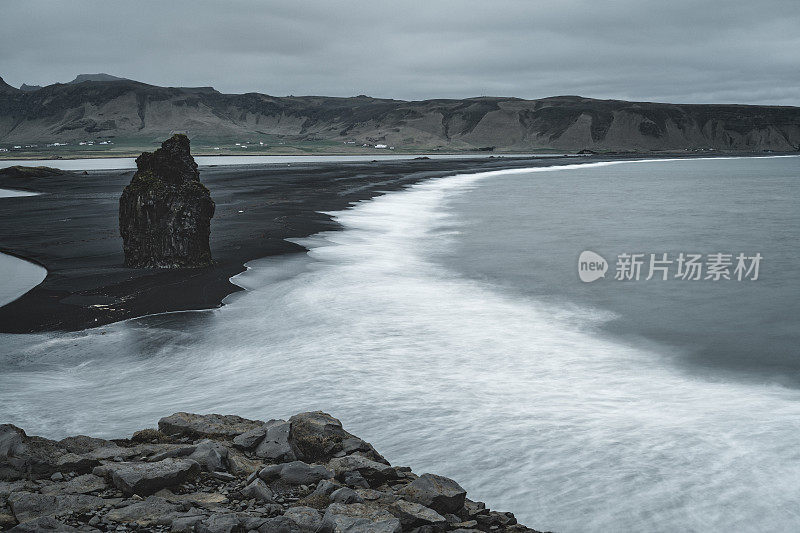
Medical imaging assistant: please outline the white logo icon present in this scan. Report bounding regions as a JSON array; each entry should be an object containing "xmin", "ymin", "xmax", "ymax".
[{"xmin": 578, "ymin": 251, "xmax": 608, "ymax": 282}]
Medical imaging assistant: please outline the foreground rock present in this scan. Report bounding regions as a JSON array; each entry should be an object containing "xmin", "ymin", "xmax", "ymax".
[
  {"xmin": 119, "ymin": 134, "xmax": 215, "ymax": 268},
  {"xmin": 0, "ymin": 412, "xmax": 542, "ymax": 532}
]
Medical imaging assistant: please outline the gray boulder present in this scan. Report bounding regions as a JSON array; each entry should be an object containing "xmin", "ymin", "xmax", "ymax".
[
  {"xmin": 106, "ymin": 458, "xmax": 201, "ymax": 496},
  {"xmin": 158, "ymin": 412, "xmax": 263, "ymax": 439},
  {"xmin": 241, "ymin": 478, "xmax": 274, "ymax": 502},
  {"xmin": 254, "ymin": 421, "xmax": 296, "ymax": 462},
  {"xmin": 7, "ymin": 491, "xmax": 105, "ymax": 523},
  {"xmin": 312, "ymin": 479, "xmax": 341, "ymax": 497},
  {"xmin": 288, "ymin": 412, "xmax": 352, "ymax": 463},
  {"xmin": 396, "ymin": 473, "xmax": 466, "ymax": 515},
  {"xmin": 342, "ymin": 471, "xmax": 369, "ymax": 489},
  {"xmin": 106, "ymin": 496, "xmax": 182, "ymax": 526},
  {"xmin": 258, "ymin": 515, "xmax": 300, "ymax": 533},
  {"xmin": 283, "ymin": 506, "xmax": 322, "ymax": 532},
  {"xmin": 329, "ymin": 487, "xmax": 364, "ymax": 505},
  {"xmin": 339, "ymin": 438, "xmax": 387, "ymax": 464},
  {"xmin": 320, "ymin": 503, "xmax": 401, "ymax": 533},
  {"xmin": 171, "ymin": 514, "xmax": 207, "ymax": 532},
  {"xmin": 328, "ymin": 455, "xmax": 395, "ymax": 486},
  {"xmin": 232, "ymin": 425, "xmax": 269, "ymax": 451},
  {"xmin": 0, "ymin": 425, "xmax": 99, "ymax": 481},
  {"xmin": 39, "ymin": 473, "xmax": 107, "ymax": 495},
  {"xmin": 196, "ymin": 513, "xmax": 241, "ymax": 533},
  {"xmin": 189, "ymin": 439, "xmax": 229, "ymax": 472},
  {"xmin": 389, "ymin": 499, "xmax": 447, "ymax": 528},
  {"xmin": 147, "ymin": 445, "xmax": 197, "ymax": 463},
  {"xmin": 259, "ymin": 461, "xmax": 332, "ymax": 486},
  {"xmin": 7, "ymin": 516, "xmax": 80, "ymax": 532}
]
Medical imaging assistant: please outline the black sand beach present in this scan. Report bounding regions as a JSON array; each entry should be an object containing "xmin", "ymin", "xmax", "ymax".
[{"xmin": 0, "ymin": 154, "xmax": 711, "ymax": 333}]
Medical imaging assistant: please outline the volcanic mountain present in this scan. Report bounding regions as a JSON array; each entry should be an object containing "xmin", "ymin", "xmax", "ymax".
[{"xmin": 0, "ymin": 75, "xmax": 798, "ymax": 152}]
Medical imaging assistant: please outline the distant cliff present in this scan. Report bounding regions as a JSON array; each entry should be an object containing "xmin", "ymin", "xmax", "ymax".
[{"xmin": 0, "ymin": 75, "xmax": 798, "ymax": 152}]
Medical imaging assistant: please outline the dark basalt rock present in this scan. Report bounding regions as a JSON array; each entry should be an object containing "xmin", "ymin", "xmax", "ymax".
[
  {"xmin": 1, "ymin": 412, "xmax": 542, "ymax": 532},
  {"xmin": 119, "ymin": 134, "xmax": 214, "ymax": 268}
]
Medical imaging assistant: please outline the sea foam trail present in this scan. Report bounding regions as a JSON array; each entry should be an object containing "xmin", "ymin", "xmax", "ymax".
[{"xmin": 1, "ymin": 160, "xmax": 799, "ymax": 532}]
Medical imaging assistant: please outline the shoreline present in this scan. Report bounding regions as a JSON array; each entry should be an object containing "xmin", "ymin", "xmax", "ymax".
[{"xmin": 0, "ymin": 153, "xmax": 775, "ymax": 334}]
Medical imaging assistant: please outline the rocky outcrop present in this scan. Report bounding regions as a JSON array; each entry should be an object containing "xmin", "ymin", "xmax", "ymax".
[
  {"xmin": 119, "ymin": 135, "xmax": 214, "ymax": 268},
  {"xmin": 0, "ymin": 166, "xmax": 64, "ymax": 179},
  {"xmin": 0, "ymin": 412, "xmax": 542, "ymax": 532}
]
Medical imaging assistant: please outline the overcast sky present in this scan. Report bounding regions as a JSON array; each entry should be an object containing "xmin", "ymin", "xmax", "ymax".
[{"xmin": 2, "ymin": 0, "xmax": 798, "ymax": 105}]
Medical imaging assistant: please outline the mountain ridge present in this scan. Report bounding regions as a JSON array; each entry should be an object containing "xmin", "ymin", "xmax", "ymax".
[{"xmin": 1, "ymin": 77, "xmax": 798, "ymax": 152}]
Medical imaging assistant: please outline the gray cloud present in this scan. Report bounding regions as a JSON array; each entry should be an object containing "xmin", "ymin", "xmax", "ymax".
[{"xmin": 1, "ymin": 0, "xmax": 798, "ymax": 105}]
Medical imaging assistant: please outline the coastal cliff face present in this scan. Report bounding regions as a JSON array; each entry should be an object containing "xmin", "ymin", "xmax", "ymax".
[
  {"xmin": 119, "ymin": 135, "xmax": 214, "ymax": 268},
  {"xmin": 0, "ymin": 77, "xmax": 798, "ymax": 152},
  {"xmin": 0, "ymin": 411, "xmax": 540, "ymax": 532}
]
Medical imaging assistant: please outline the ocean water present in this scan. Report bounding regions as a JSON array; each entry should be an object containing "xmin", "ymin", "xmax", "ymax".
[{"xmin": 1, "ymin": 157, "xmax": 799, "ymax": 532}]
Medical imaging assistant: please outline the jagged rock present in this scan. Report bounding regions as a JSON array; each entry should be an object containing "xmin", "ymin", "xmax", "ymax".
[
  {"xmin": 147, "ymin": 444, "xmax": 197, "ymax": 462},
  {"xmin": 119, "ymin": 134, "xmax": 215, "ymax": 268},
  {"xmin": 226, "ymin": 448, "xmax": 261, "ymax": 477},
  {"xmin": 259, "ymin": 461, "xmax": 332, "ymax": 486},
  {"xmin": 320, "ymin": 503, "xmax": 401, "ymax": 533},
  {"xmin": 397, "ymin": 473, "xmax": 467, "ymax": 515},
  {"xmin": 130, "ymin": 428, "xmax": 169, "ymax": 443},
  {"xmin": 7, "ymin": 492, "xmax": 105, "ymax": 523},
  {"xmin": 39, "ymin": 474, "xmax": 107, "ymax": 494},
  {"xmin": 155, "ymin": 488, "xmax": 228, "ymax": 509},
  {"xmin": 106, "ymin": 496, "xmax": 182, "ymax": 526},
  {"xmin": 7, "ymin": 516, "xmax": 80, "ymax": 532},
  {"xmin": 389, "ymin": 499, "xmax": 447, "ymax": 528},
  {"xmin": 342, "ymin": 471, "xmax": 369, "ymax": 489},
  {"xmin": 329, "ymin": 487, "xmax": 364, "ymax": 505},
  {"xmin": 254, "ymin": 421, "xmax": 296, "ymax": 463},
  {"xmin": 288, "ymin": 412, "xmax": 352, "ymax": 463},
  {"xmin": 328, "ymin": 455, "xmax": 395, "ymax": 486},
  {"xmin": 340, "ymin": 438, "xmax": 387, "ymax": 463},
  {"xmin": 172, "ymin": 514, "xmax": 207, "ymax": 533},
  {"xmin": 196, "ymin": 513, "xmax": 240, "ymax": 533},
  {"xmin": 283, "ymin": 506, "xmax": 322, "ymax": 532},
  {"xmin": 241, "ymin": 478, "xmax": 274, "ymax": 502},
  {"xmin": 0, "ymin": 425, "xmax": 100, "ymax": 481},
  {"xmin": 232, "ymin": 425, "xmax": 269, "ymax": 451},
  {"xmin": 258, "ymin": 515, "xmax": 300, "ymax": 533},
  {"xmin": 189, "ymin": 439, "xmax": 229, "ymax": 472},
  {"xmin": 478, "ymin": 510, "xmax": 519, "ymax": 528},
  {"xmin": 158, "ymin": 412, "xmax": 262, "ymax": 439},
  {"xmin": 312, "ymin": 479, "xmax": 341, "ymax": 497},
  {"xmin": 0, "ymin": 510, "xmax": 16, "ymax": 530},
  {"xmin": 105, "ymin": 458, "xmax": 201, "ymax": 496},
  {"xmin": 1, "ymin": 413, "xmax": 539, "ymax": 532}
]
